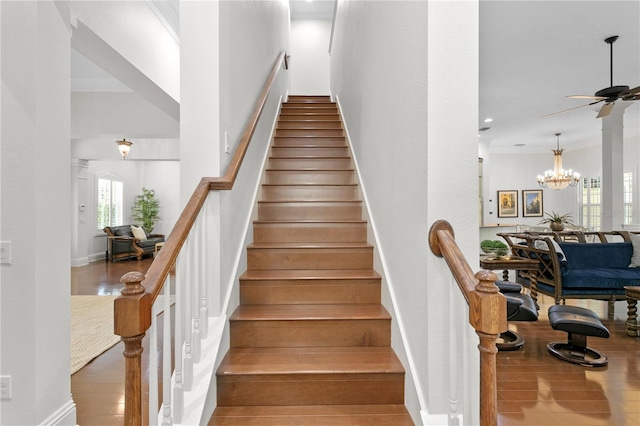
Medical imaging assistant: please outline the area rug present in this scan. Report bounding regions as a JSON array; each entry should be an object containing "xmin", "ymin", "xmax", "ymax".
[{"xmin": 70, "ymin": 295, "xmax": 120, "ymax": 375}]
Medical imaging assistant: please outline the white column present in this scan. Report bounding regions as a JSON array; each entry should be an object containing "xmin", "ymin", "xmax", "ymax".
[
  {"xmin": 601, "ymin": 105, "xmax": 626, "ymax": 230},
  {"xmin": 0, "ymin": 2, "xmax": 75, "ymax": 424},
  {"xmin": 71, "ymin": 159, "xmax": 89, "ymax": 266},
  {"xmin": 180, "ymin": 1, "xmax": 221, "ymax": 198},
  {"xmin": 180, "ymin": 1, "xmax": 222, "ymax": 314}
]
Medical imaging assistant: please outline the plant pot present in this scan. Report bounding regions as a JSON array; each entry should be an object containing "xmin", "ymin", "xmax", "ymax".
[{"xmin": 550, "ymin": 222, "xmax": 564, "ymax": 231}]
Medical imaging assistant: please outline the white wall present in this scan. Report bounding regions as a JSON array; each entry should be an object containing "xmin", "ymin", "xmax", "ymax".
[
  {"xmin": 82, "ymin": 160, "xmax": 180, "ymax": 263},
  {"xmin": 483, "ymin": 151, "xmax": 576, "ymax": 227},
  {"xmin": 1, "ymin": 2, "xmax": 76, "ymax": 424},
  {"xmin": 70, "ymin": 1, "xmax": 179, "ymax": 101},
  {"xmin": 290, "ymin": 19, "xmax": 331, "ymax": 95},
  {"xmin": 71, "ymin": 91, "xmax": 179, "ymax": 139},
  {"xmin": 217, "ymin": 0, "xmax": 291, "ymax": 311},
  {"xmin": 68, "ymin": 1, "xmax": 181, "ymax": 266},
  {"xmin": 331, "ymin": 1, "xmax": 479, "ymax": 423},
  {"xmin": 180, "ymin": 1, "xmax": 290, "ymax": 418},
  {"xmin": 482, "ymin": 133, "xmax": 640, "ymax": 229}
]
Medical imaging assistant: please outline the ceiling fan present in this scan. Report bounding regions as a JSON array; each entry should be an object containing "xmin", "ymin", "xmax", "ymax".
[{"xmin": 543, "ymin": 35, "xmax": 640, "ymax": 119}]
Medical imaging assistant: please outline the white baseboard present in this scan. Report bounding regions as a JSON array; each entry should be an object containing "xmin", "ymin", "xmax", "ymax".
[
  {"xmin": 70, "ymin": 257, "xmax": 89, "ymax": 267},
  {"xmin": 421, "ymin": 410, "xmax": 454, "ymax": 425},
  {"xmin": 39, "ymin": 399, "xmax": 76, "ymax": 426}
]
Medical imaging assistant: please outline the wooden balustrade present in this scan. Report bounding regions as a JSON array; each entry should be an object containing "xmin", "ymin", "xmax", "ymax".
[
  {"xmin": 114, "ymin": 50, "xmax": 287, "ymax": 426},
  {"xmin": 429, "ymin": 220, "xmax": 506, "ymax": 426}
]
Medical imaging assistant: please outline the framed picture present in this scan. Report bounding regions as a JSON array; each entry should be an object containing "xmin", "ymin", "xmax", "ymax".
[
  {"xmin": 522, "ymin": 189, "xmax": 543, "ymax": 217},
  {"xmin": 497, "ymin": 190, "xmax": 518, "ymax": 218}
]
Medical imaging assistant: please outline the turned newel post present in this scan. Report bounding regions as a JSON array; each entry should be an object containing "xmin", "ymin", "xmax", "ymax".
[
  {"xmin": 471, "ymin": 270, "xmax": 506, "ymax": 426},
  {"xmin": 114, "ymin": 271, "xmax": 152, "ymax": 426}
]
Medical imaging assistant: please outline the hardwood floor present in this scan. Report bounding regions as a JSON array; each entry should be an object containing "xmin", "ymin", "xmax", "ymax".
[
  {"xmin": 71, "ymin": 257, "xmax": 153, "ymax": 426},
  {"xmin": 71, "ymin": 260, "xmax": 640, "ymax": 425},
  {"xmin": 497, "ymin": 294, "xmax": 640, "ymax": 426}
]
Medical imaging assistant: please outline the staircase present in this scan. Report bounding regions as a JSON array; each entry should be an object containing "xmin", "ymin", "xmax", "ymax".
[{"xmin": 209, "ymin": 96, "xmax": 414, "ymax": 425}]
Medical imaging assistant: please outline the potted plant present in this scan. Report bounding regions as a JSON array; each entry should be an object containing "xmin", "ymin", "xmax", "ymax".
[
  {"xmin": 132, "ymin": 187, "xmax": 161, "ymax": 234},
  {"xmin": 480, "ymin": 239, "xmax": 509, "ymax": 259},
  {"xmin": 539, "ymin": 211, "xmax": 573, "ymax": 231}
]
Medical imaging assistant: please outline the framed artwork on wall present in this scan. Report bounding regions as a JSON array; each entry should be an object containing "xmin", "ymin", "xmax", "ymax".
[
  {"xmin": 497, "ymin": 190, "xmax": 518, "ymax": 218},
  {"xmin": 522, "ymin": 189, "xmax": 543, "ymax": 217}
]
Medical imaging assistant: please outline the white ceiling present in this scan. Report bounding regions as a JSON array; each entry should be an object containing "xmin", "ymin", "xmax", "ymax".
[
  {"xmin": 480, "ymin": 1, "xmax": 640, "ymax": 153},
  {"xmin": 289, "ymin": 0, "xmax": 335, "ymax": 20},
  {"xmin": 71, "ymin": 1, "xmax": 640, "ymax": 154}
]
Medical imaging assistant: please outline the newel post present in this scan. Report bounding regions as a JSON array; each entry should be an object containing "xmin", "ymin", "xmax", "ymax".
[
  {"xmin": 471, "ymin": 270, "xmax": 506, "ymax": 426},
  {"xmin": 114, "ymin": 271, "xmax": 152, "ymax": 426}
]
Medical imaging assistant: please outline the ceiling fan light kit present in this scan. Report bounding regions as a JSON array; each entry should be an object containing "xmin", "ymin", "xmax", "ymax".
[
  {"xmin": 544, "ymin": 35, "xmax": 640, "ymax": 119},
  {"xmin": 537, "ymin": 133, "xmax": 580, "ymax": 190}
]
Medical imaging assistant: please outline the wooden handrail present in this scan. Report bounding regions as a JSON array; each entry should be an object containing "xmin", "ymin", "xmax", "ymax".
[
  {"xmin": 114, "ymin": 50, "xmax": 287, "ymax": 426},
  {"xmin": 429, "ymin": 220, "xmax": 506, "ymax": 426}
]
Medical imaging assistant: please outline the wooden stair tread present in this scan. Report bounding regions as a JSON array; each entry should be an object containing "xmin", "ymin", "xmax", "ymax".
[
  {"xmin": 270, "ymin": 156, "xmax": 350, "ymax": 160},
  {"xmin": 230, "ymin": 304, "xmax": 390, "ymax": 321},
  {"xmin": 262, "ymin": 183, "xmax": 357, "ymax": 187},
  {"xmin": 240, "ymin": 269, "xmax": 380, "ymax": 280},
  {"xmin": 271, "ymin": 143, "xmax": 346, "ymax": 146},
  {"xmin": 210, "ymin": 404, "xmax": 413, "ymax": 426},
  {"xmin": 217, "ymin": 347, "xmax": 403, "ymax": 375},
  {"xmin": 258, "ymin": 200, "xmax": 361, "ymax": 204},
  {"xmin": 213, "ymin": 96, "xmax": 412, "ymax": 423},
  {"xmin": 248, "ymin": 242, "xmax": 372, "ymax": 249},
  {"xmin": 265, "ymin": 169, "xmax": 354, "ymax": 173},
  {"xmin": 254, "ymin": 219, "xmax": 366, "ymax": 224}
]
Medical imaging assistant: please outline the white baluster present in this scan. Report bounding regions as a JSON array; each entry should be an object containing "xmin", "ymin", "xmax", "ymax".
[
  {"xmin": 199, "ymin": 209, "xmax": 208, "ymax": 337},
  {"xmin": 183, "ymin": 236, "xmax": 193, "ymax": 391},
  {"xmin": 149, "ymin": 299, "xmax": 159, "ymax": 426},
  {"xmin": 449, "ymin": 279, "xmax": 461, "ymax": 424},
  {"xmin": 192, "ymin": 218, "xmax": 202, "ymax": 363},
  {"xmin": 172, "ymin": 256, "xmax": 184, "ymax": 422},
  {"xmin": 161, "ymin": 276, "xmax": 173, "ymax": 425}
]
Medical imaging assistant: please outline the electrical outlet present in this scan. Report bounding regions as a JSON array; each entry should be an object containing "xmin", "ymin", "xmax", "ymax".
[{"xmin": 0, "ymin": 376, "xmax": 12, "ymax": 399}]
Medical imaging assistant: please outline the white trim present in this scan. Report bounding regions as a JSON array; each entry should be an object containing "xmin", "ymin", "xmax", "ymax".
[
  {"xmin": 145, "ymin": 0, "xmax": 180, "ymax": 45},
  {"xmin": 421, "ymin": 410, "xmax": 451, "ymax": 426},
  {"xmin": 335, "ymin": 95, "xmax": 427, "ymax": 413},
  {"xmin": 38, "ymin": 399, "xmax": 76, "ymax": 426},
  {"xmin": 70, "ymin": 256, "xmax": 89, "ymax": 267}
]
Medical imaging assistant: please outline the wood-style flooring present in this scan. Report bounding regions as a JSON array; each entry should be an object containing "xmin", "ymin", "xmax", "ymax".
[
  {"xmin": 71, "ymin": 257, "xmax": 153, "ymax": 426},
  {"xmin": 71, "ymin": 258, "xmax": 640, "ymax": 425}
]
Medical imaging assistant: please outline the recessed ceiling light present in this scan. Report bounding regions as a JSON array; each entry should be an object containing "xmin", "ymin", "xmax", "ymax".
[
  {"xmin": 479, "ymin": 127, "xmax": 491, "ymax": 132},
  {"xmin": 484, "ymin": 118, "xmax": 493, "ymax": 123},
  {"xmin": 514, "ymin": 143, "xmax": 525, "ymax": 147}
]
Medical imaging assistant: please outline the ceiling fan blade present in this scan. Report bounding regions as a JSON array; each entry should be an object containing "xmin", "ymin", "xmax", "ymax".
[
  {"xmin": 596, "ymin": 102, "xmax": 615, "ymax": 118},
  {"xmin": 541, "ymin": 100, "xmax": 603, "ymax": 119},
  {"xmin": 567, "ymin": 95, "xmax": 607, "ymax": 100},
  {"xmin": 619, "ymin": 85, "xmax": 640, "ymax": 97}
]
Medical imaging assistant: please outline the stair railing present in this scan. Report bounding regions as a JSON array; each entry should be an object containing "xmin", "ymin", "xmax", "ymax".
[
  {"xmin": 428, "ymin": 220, "xmax": 506, "ymax": 426},
  {"xmin": 114, "ymin": 50, "xmax": 288, "ymax": 426}
]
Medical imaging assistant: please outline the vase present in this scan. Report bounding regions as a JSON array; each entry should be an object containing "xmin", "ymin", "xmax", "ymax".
[{"xmin": 550, "ymin": 222, "xmax": 564, "ymax": 231}]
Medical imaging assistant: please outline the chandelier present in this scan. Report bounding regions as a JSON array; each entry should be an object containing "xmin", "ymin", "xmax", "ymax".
[
  {"xmin": 537, "ymin": 133, "xmax": 580, "ymax": 190},
  {"xmin": 116, "ymin": 138, "xmax": 132, "ymax": 159}
]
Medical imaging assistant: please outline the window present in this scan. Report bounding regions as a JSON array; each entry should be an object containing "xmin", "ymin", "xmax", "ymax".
[
  {"xmin": 577, "ymin": 176, "xmax": 601, "ymax": 231},
  {"xmin": 97, "ymin": 173, "xmax": 124, "ymax": 231},
  {"xmin": 624, "ymin": 171, "xmax": 633, "ymax": 225}
]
